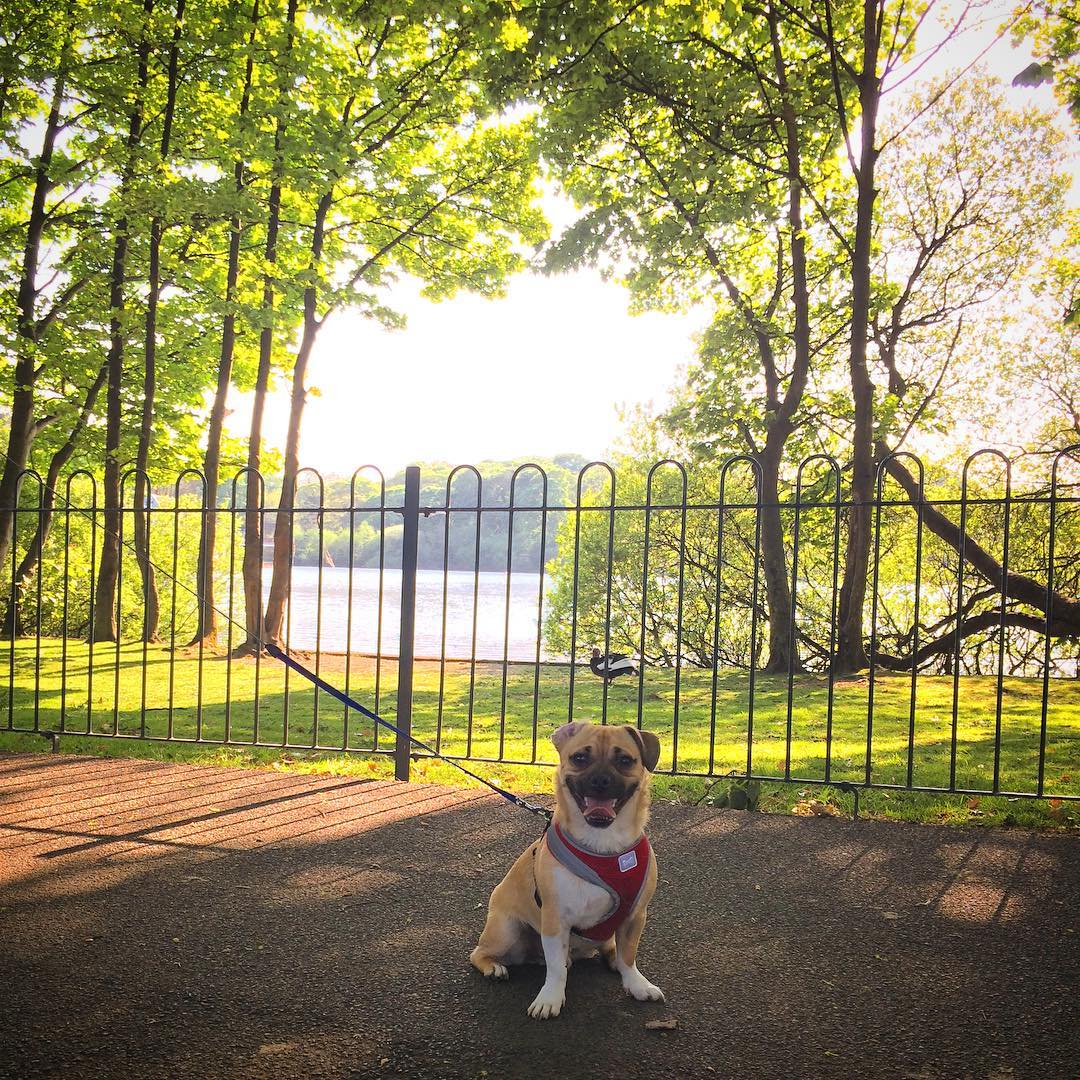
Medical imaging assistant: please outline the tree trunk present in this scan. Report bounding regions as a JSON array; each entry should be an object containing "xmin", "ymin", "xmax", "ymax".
[
  {"xmin": 263, "ymin": 190, "xmax": 333, "ymax": 644},
  {"xmin": 133, "ymin": 214, "xmax": 162, "ymax": 643},
  {"xmin": 0, "ymin": 62, "xmax": 68, "ymax": 581},
  {"xmin": 755, "ymin": 3, "xmax": 814, "ymax": 675},
  {"xmin": 93, "ymin": 226, "xmax": 131, "ymax": 643},
  {"xmin": 190, "ymin": 0, "xmax": 259, "ymax": 649},
  {"xmin": 758, "ymin": 438, "xmax": 797, "ymax": 674},
  {"xmin": 260, "ymin": 359, "xmax": 304, "ymax": 647},
  {"xmin": 132, "ymin": 0, "xmax": 185, "ymax": 644},
  {"xmin": 239, "ymin": 336, "xmax": 272, "ymax": 653},
  {"xmin": 879, "ymin": 445, "xmax": 1080, "ymax": 634},
  {"xmin": 836, "ymin": 0, "xmax": 881, "ymax": 674},
  {"xmin": 92, "ymin": 0, "xmax": 154, "ymax": 643},
  {"xmin": 2, "ymin": 361, "xmax": 109, "ymax": 637},
  {"xmin": 195, "ymin": 278, "xmax": 237, "ymax": 649},
  {"xmin": 238, "ymin": 0, "xmax": 297, "ymax": 654}
]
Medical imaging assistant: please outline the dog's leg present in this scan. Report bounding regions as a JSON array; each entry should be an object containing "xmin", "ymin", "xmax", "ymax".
[
  {"xmin": 470, "ymin": 912, "xmax": 521, "ymax": 980},
  {"xmin": 613, "ymin": 911, "xmax": 664, "ymax": 1002},
  {"xmin": 526, "ymin": 928, "xmax": 570, "ymax": 1019}
]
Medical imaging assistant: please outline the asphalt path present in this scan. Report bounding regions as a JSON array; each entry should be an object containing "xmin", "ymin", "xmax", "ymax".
[{"xmin": 1, "ymin": 752, "xmax": 1077, "ymax": 1079}]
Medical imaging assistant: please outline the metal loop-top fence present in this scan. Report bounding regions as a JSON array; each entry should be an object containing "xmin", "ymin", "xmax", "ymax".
[{"xmin": 1, "ymin": 450, "xmax": 1077, "ymax": 800}]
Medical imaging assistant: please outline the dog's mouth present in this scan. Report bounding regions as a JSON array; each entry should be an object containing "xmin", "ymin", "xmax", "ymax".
[{"xmin": 570, "ymin": 787, "xmax": 636, "ymax": 829}]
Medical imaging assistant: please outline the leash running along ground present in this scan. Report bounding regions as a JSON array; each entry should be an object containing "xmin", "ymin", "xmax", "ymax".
[{"xmin": 0, "ymin": 452, "xmax": 553, "ymax": 823}]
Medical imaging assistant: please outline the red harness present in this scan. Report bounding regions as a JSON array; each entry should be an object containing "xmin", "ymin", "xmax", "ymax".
[{"xmin": 545, "ymin": 823, "xmax": 652, "ymax": 942}]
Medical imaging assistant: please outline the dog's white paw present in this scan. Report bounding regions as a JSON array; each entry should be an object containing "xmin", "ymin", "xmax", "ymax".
[
  {"xmin": 622, "ymin": 970, "xmax": 665, "ymax": 1002},
  {"xmin": 485, "ymin": 962, "xmax": 508, "ymax": 980},
  {"xmin": 527, "ymin": 985, "xmax": 565, "ymax": 1019}
]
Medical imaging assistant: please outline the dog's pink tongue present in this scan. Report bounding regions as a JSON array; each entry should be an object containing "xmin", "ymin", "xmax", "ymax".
[{"xmin": 583, "ymin": 797, "xmax": 617, "ymax": 821}]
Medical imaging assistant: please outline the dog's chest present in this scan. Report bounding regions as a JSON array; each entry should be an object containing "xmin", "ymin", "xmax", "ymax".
[{"xmin": 550, "ymin": 862, "xmax": 613, "ymax": 927}]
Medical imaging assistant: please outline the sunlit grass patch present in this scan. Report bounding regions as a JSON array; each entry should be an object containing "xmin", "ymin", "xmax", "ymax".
[{"xmin": 1, "ymin": 638, "xmax": 1078, "ymax": 828}]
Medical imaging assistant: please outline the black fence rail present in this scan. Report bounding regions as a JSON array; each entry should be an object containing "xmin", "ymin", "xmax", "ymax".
[{"xmin": 2, "ymin": 449, "xmax": 1078, "ymax": 802}]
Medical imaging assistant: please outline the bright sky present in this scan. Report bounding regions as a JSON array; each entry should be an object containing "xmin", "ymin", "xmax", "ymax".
[
  {"xmin": 229, "ymin": 4, "xmax": 1074, "ymax": 474},
  {"xmin": 248, "ymin": 267, "xmax": 708, "ymax": 472}
]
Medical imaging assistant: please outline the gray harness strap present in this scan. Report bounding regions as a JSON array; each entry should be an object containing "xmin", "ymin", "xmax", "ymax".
[{"xmin": 544, "ymin": 825, "xmax": 621, "ymax": 922}]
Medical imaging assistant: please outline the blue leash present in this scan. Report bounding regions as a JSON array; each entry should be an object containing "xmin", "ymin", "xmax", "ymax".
[{"xmin": 265, "ymin": 643, "xmax": 552, "ymax": 822}]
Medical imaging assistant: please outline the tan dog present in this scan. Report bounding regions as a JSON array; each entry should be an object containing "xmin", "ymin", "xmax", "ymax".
[{"xmin": 469, "ymin": 721, "xmax": 664, "ymax": 1019}]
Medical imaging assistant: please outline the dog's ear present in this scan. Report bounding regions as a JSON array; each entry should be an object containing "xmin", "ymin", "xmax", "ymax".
[
  {"xmin": 623, "ymin": 726, "xmax": 661, "ymax": 772},
  {"xmin": 552, "ymin": 722, "xmax": 585, "ymax": 752}
]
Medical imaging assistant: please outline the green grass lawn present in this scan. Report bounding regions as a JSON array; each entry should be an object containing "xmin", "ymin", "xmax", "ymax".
[{"xmin": 1, "ymin": 638, "xmax": 1078, "ymax": 828}]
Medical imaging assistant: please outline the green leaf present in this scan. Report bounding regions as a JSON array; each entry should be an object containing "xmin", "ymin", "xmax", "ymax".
[{"xmin": 498, "ymin": 16, "xmax": 531, "ymax": 52}]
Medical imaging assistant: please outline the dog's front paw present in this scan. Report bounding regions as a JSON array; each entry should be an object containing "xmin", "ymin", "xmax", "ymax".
[
  {"xmin": 527, "ymin": 985, "xmax": 565, "ymax": 1019},
  {"xmin": 485, "ymin": 962, "xmax": 508, "ymax": 980},
  {"xmin": 622, "ymin": 969, "xmax": 665, "ymax": 1002}
]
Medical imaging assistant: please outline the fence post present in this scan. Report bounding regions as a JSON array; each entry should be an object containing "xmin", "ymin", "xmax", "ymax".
[{"xmin": 395, "ymin": 465, "xmax": 420, "ymax": 782}]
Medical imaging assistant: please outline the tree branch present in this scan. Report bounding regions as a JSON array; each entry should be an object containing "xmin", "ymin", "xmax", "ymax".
[
  {"xmin": 875, "ymin": 610, "xmax": 1077, "ymax": 671},
  {"xmin": 877, "ymin": 444, "xmax": 1080, "ymax": 634}
]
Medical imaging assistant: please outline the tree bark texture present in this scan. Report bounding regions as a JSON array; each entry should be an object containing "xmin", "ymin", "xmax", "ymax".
[
  {"xmin": 132, "ymin": 0, "xmax": 186, "ymax": 643},
  {"xmin": 836, "ymin": 0, "xmax": 882, "ymax": 673},
  {"xmin": 239, "ymin": 0, "xmax": 297, "ymax": 653},
  {"xmin": 0, "ymin": 63, "xmax": 68, "ymax": 584},
  {"xmin": 263, "ymin": 189, "xmax": 333, "ymax": 644},
  {"xmin": 92, "ymin": 0, "xmax": 154, "ymax": 643},
  {"xmin": 190, "ymin": 0, "xmax": 259, "ymax": 648}
]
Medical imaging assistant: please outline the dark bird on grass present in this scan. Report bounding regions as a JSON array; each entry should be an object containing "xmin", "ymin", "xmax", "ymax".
[{"xmin": 589, "ymin": 648, "xmax": 639, "ymax": 682}]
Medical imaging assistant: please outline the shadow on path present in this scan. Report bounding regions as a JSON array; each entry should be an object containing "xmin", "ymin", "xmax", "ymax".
[{"xmin": 1, "ymin": 752, "xmax": 1077, "ymax": 1080}]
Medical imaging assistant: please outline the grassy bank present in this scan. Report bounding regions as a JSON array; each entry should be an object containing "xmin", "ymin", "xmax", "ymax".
[{"xmin": 2, "ymin": 639, "xmax": 1077, "ymax": 828}]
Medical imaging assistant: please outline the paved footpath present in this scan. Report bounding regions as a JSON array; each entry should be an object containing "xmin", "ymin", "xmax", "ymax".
[{"xmin": 1, "ymin": 752, "xmax": 1077, "ymax": 1080}]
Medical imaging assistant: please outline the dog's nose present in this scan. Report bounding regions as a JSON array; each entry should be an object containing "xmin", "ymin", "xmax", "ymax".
[{"xmin": 589, "ymin": 772, "xmax": 612, "ymax": 794}]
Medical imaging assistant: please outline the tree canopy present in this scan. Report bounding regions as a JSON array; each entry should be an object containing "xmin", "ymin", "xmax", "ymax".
[{"xmin": 0, "ymin": 0, "xmax": 1075, "ymax": 674}]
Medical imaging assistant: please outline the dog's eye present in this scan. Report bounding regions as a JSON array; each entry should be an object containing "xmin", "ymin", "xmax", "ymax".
[
  {"xmin": 570, "ymin": 751, "xmax": 589, "ymax": 766},
  {"xmin": 615, "ymin": 753, "xmax": 635, "ymax": 768}
]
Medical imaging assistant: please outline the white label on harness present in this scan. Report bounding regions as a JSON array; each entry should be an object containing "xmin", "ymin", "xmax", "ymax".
[{"xmin": 618, "ymin": 850, "xmax": 638, "ymax": 873}]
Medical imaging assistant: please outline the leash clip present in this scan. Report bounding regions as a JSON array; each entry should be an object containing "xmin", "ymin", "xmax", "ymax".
[{"xmin": 516, "ymin": 797, "xmax": 553, "ymax": 822}]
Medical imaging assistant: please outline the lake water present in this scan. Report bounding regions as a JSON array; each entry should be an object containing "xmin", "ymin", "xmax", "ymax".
[{"xmin": 269, "ymin": 565, "xmax": 557, "ymax": 661}]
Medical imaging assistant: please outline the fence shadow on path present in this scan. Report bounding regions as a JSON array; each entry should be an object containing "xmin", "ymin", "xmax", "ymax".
[{"xmin": 1, "ymin": 753, "xmax": 1077, "ymax": 1080}]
